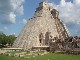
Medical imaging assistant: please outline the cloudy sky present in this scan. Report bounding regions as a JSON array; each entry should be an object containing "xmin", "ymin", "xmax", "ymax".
[{"xmin": 0, "ymin": 0, "xmax": 80, "ymax": 36}]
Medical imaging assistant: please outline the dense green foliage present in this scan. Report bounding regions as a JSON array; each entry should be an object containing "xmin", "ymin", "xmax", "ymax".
[
  {"xmin": 0, "ymin": 32, "xmax": 16, "ymax": 48},
  {"xmin": 0, "ymin": 53, "xmax": 80, "ymax": 60}
]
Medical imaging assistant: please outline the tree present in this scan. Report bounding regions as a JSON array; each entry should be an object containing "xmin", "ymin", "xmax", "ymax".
[
  {"xmin": 0, "ymin": 32, "xmax": 17, "ymax": 48},
  {"xmin": 7, "ymin": 34, "xmax": 17, "ymax": 46},
  {"xmin": 0, "ymin": 32, "xmax": 7, "ymax": 47}
]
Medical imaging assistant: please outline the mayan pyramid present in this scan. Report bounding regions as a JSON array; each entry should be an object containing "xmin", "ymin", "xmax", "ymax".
[{"xmin": 12, "ymin": 2, "xmax": 69, "ymax": 49}]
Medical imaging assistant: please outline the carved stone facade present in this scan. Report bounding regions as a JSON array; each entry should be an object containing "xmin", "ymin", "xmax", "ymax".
[{"xmin": 12, "ymin": 2, "xmax": 69, "ymax": 50}]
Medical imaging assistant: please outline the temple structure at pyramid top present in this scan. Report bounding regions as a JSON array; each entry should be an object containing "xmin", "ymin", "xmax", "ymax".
[
  {"xmin": 12, "ymin": 2, "xmax": 69, "ymax": 50},
  {"xmin": 34, "ymin": 2, "xmax": 59, "ymax": 18}
]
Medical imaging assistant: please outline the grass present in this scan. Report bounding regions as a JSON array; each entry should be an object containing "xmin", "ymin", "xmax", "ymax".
[{"xmin": 0, "ymin": 53, "xmax": 80, "ymax": 60}]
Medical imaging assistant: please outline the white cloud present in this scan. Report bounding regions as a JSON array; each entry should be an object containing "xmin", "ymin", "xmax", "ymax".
[
  {"xmin": 16, "ymin": 5, "xmax": 24, "ymax": 15},
  {"xmin": 0, "ymin": 27, "xmax": 8, "ymax": 32},
  {"xmin": 60, "ymin": 0, "xmax": 66, "ymax": 7},
  {"xmin": 49, "ymin": 0, "xmax": 80, "ymax": 36},
  {"xmin": 0, "ymin": 12, "xmax": 16, "ymax": 24},
  {"xmin": 0, "ymin": 0, "xmax": 25, "ymax": 24},
  {"xmin": 73, "ymin": 0, "xmax": 80, "ymax": 5},
  {"xmin": 10, "ymin": 0, "xmax": 25, "ymax": 15},
  {"xmin": 49, "ymin": 0, "xmax": 80, "ymax": 24},
  {"xmin": 9, "ymin": 33, "xmax": 16, "ymax": 35},
  {"xmin": 4, "ymin": 27, "xmax": 8, "ymax": 31},
  {"xmin": 22, "ymin": 19, "xmax": 27, "ymax": 24},
  {"xmin": 9, "ymin": 12, "xmax": 16, "ymax": 23}
]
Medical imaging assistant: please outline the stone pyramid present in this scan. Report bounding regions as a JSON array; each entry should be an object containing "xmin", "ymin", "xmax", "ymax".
[{"xmin": 12, "ymin": 2, "xmax": 69, "ymax": 49}]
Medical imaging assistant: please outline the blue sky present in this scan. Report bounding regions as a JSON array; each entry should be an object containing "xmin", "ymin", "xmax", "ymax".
[{"xmin": 0, "ymin": 0, "xmax": 80, "ymax": 36}]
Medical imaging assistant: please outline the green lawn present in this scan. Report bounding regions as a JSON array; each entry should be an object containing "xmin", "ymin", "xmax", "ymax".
[{"xmin": 0, "ymin": 53, "xmax": 80, "ymax": 60}]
